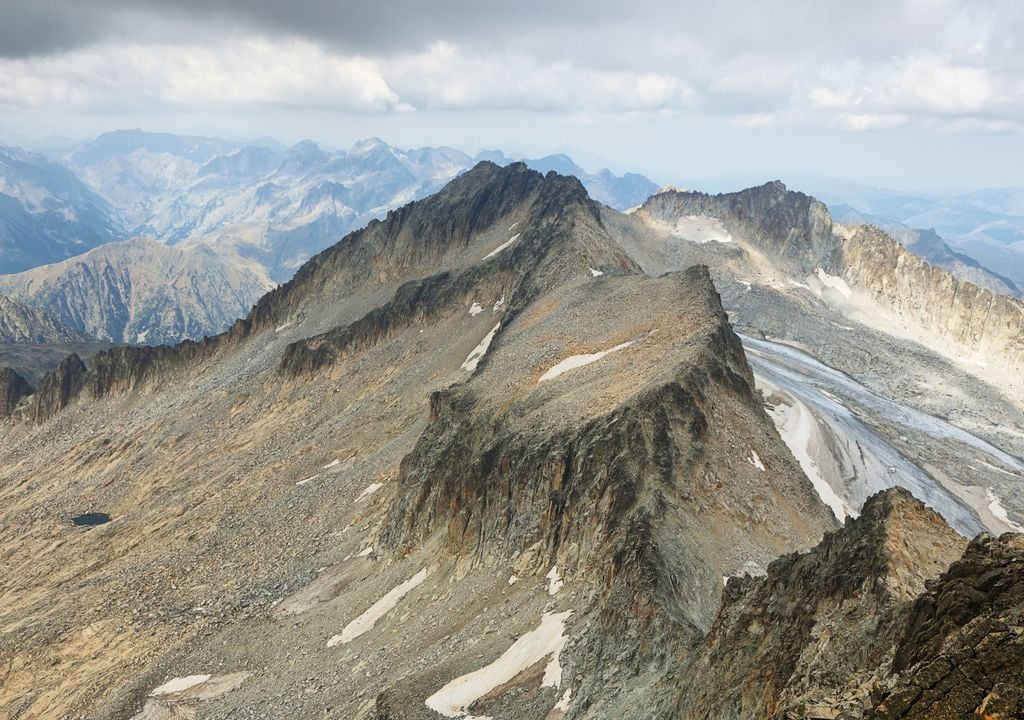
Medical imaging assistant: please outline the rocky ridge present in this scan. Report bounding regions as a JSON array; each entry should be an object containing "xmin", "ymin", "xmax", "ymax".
[
  {"xmin": 1, "ymin": 162, "xmax": 1021, "ymax": 720},
  {"xmin": 637, "ymin": 182, "xmax": 1024, "ymax": 398}
]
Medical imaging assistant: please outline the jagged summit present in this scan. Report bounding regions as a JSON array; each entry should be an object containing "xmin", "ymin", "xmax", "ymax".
[{"xmin": 678, "ymin": 487, "xmax": 972, "ymax": 719}]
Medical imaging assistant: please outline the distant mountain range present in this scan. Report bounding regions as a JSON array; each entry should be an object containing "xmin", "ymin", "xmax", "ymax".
[
  {"xmin": 0, "ymin": 145, "xmax": 123, "ymax": 273},
  {"xmin": 4, "ymin": 129, "xmax": 1024, "ymax": 349},
  {"xmin": 0, "ymin": 294, "xmax": 90, "ymax": 344},
  {"xmin": 0, "ymin": 131, "xmax": 659, "ymax": 345}
]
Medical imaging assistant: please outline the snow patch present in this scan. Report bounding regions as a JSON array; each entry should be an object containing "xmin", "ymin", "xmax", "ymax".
[
  {"xmin": 357, "ymin": 546, "xmax": 374, "ymax": 557},
  {"xmin": 483, "ymin": 233, "xmax": 520, "ymax": 260},
  {"xmin": 546, "ymin": 565, "xmax": 563, "ymax": 595},
  {"xmin": 589, "ymin": 268, "xmax": 604, "ymax": 277},
  {"xmin": 986, "ymin": 489, "xmax": 1024, "ymax": 533},
  {"xmin": 507, "ymin": 574, "xmax": 518, "ymax": 586},
  {"xmin": 462, "ymin": 323, "xmax": 501, "ymax": 373},
  {"xmin": 747, "ymin": 451, "xmax": 765, "ymax": 472},
  {"xmin": 327, "ymin": 567, "xmax": 428, "ymax": 646},
  {"xmin": 492, "ymin": 295, "xmax": 505, "ymax": 313},
  {"xmin": 539, "ymin": 342, "xmax": 634, "ymax": 382},
  {"xmin": 554, "ymin": 688, "xmax": 573, "ymax": 713},
  {"xmin": 151, "ymin": 675, "xmax": 211, "ymax": 696},
  {"xmin": 815, "ymin": 268, "xmax": 852, "ymax": 298},
  {"xmin": 424, "ymin": 610, "xmax": 572, "ymax": 719},
  {"xmin": 766, "ymin": 393, "xmax": 850, "ymax": 522},
  {"xmin": 356, "ymin": 482, "xmax": 384, "ymax": 502},
  {"xmin": 469, "ymin": 302, "xmax": 484, "ymax": 316}
]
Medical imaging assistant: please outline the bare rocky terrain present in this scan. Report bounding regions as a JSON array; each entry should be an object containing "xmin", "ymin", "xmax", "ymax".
[{"xmin": 1, "ymin": 164, "xmax": 1022, "ymax": 719}]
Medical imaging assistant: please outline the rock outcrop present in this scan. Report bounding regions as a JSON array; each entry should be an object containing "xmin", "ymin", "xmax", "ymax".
[
  {"xmin": 639, "ymin": 182, "xmax": 836, "ymax": 273},
  {"xmin": 679, "ymin": 487, "xmax": 966, "ymax": 719},
  {"xmin": 869, "ymin": 533, "xmax": 1024, "ymax": 719},
  {"xmin": 29, "ymin": 352, "xmax": 88, "ymax": 421},
  {"xmin": 0, "ymin": 367, "xmax": 31, "ymax": 417}
]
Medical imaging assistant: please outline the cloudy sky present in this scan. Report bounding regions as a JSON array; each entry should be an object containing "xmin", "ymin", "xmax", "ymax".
[{"xmin": 1, "ymin": 0, "xmax": 1022, "ymax": 189}]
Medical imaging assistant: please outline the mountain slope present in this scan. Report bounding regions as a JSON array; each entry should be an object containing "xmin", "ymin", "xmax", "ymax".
[
  {"xmin": 0, "ymin": 162, "xmax": 835, "ymax": 718},
  {"xmin": 0, "ymin": 145, "xmax": 123, "ymax": 273},
  {"xmin": 0, "ymin": 294, "xmax": 91, "ymax": 343},
  {"xmin": 0, "ymin": 237, "xmax": 270, "ymax": 344}
]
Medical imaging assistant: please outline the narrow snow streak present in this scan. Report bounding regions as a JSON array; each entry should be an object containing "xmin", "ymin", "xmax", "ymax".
[
  {"xmin": 356, "ymin": 482, "xmax": 384, "ymax": 502},
  {"xmin": 539, "ymin": 342, "xmax": 633, "ymax": 382},
  {"xmin": 323, "ymin": 459, "xmax": 341, "ymax": 469},
  {"xmin": 748, "ymin": 451, "xmax": 766, "ymax": 472},
  {"xmin": 815, "ymin": 268, "xmax": 853, "ymax": 298},
  {"xmin": 295, "ymin": 475, "xmax": 317, "ymax": 486},
  {"xmin": 151, "ymin": 675, "xmax": 211, "ymax": 696},
  {"xmin": 483, "ymin": 233, "xmax": 520, "ymax": 260},
  {"xmin": 424, "ymin": 611, "xmax": 572, "ymax": 719},
  {"xmin": 462, "ymin": 323, "xmax": 501, "ymax": 372},
  {"xmin": 327, "ymin": 568, "xmax": 428, "ymax": 646}
]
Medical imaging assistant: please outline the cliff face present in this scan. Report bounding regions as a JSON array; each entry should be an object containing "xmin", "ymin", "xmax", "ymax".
[
  {"xmin": 870, "ymin": 533, "xmax": 1024, "ymax": 719},
  {"xmin": 0, "ymin": 367, "xmax": 31, "ymax": 417},
  {"xmin": 836, "ymin": 224, "xmax": 1024, "ymax": 374},
  {"xmin": 28, "ymin": 352, "xmax": 88, "ymax": 422},
  {"xmin": 679, "ymin": 488, "xmax": 966, "ymax": 719}
]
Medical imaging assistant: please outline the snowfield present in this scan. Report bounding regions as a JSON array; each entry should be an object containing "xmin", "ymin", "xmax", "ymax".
[
  {"xmin": 424, "ymin": 610, "xmax": 572, "ymax": 720},
  {"xmin": 327, "ymin": 568, "xmax": 428, "ymax": 647},
  {"xmin": 539, "ymin": 341, "xmax": 634, "ymax": 382}
]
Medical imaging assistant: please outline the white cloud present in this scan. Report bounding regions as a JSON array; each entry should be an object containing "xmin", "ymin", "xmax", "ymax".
[
  {"xmin": 383, "ymin": 42, "xmax": 691, "ymax": 113},
  {"xmin": 0, "ymin": 1, "xmax": 1022, "ymax": 135},
  {"xmin": 0, "ymin": 37, "xmax": 405, "ymax": 113}
]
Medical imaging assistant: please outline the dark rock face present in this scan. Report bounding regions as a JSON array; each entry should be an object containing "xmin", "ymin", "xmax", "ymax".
[
  {"xmin": 0, "ymin": 367, "xmax": 31, "ymax": 417},
  {"xmin": 640, "ymin": 182, "xmax": 837, "ymax": 273},
  {"xmin": 30, "ymin": 353, "xmax": 88, "ymax": 421},
  {"xmin": 869, "ymin": 533, "xmax": 1024, "ymax": 719},
  {"xmin": 678, "ymin": 488, "xmax": 966, "ymax": 719}
]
